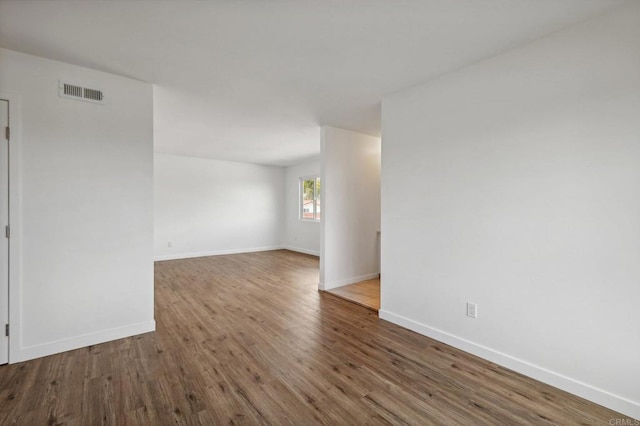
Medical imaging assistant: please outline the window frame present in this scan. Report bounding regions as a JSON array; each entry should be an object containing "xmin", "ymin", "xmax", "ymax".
[{"xmin": 299, "ymin": 175, "xmax": 321, "ymax": 222}]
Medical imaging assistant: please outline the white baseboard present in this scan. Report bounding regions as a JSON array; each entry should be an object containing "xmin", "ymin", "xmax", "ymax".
[
  {"xmin": 15, "ymin": 320, "xmax": 156, "ymax": 363},
  {"xmin": 379, "ymin": 309, "xmax": 640, "ymax": 420},
  {"xmin": 154, "ymin": 245, "xmax": 284, "ymax": 261},
  {"xmin": 322, "ymin": 272, "xmax": 380, "ymax": 290},
  {"xmin": 282, "ymin": 245, "xmax": 320, "ymax": 256}
]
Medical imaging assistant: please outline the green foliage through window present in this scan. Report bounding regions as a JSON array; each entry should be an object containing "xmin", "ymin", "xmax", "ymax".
[{"xmin": 301, "ymin": 177, "xmax": 321, "ymax": 221}]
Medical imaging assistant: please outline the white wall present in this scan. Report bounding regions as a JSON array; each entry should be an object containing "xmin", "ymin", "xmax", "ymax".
[
  {"xmin": 283, "ymin": 160, "xmax": 321, "ymax": 256},
  {"xmin": 320, "ymin": 126, "xmax": 380, "ymax": 290},
  {"xmin": 154, "ymin": 153, "xmax": 284, "ymax": 260},
  {"xmin": 381, "ymin": 3, "xmax": 640, "ymax": 419},
  {"xmin": 0, "ymin": 48, "xmax": 155, "ymax": 362}
]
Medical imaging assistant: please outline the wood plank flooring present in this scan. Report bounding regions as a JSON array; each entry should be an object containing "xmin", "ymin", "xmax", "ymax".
[
  {"xmin": 0, "ymin": 250, "xmax": 631, "ymax": 424},
  {"xmin": 325, "ymin": 278, "xmax": 380, "ymax": 312}
]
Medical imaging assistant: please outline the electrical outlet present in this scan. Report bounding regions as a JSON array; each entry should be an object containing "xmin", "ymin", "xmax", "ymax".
[
  {"xmin": 167, "ymin": 241, "xmax": 172, "ymax": 248},
  {"xmin": 466, "ymin": 302, "xmax": 477, "ymax": 319}
]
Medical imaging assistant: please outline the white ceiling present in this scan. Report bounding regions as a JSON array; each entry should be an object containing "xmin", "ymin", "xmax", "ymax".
[{"xmin": 0, "ymin": 0, "xmax": 625, "ymax": 166}]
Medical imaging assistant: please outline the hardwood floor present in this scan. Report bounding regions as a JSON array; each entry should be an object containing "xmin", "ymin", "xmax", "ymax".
[
  {"xmin": 325, "ymin": 278, "xmax": 380, "ymax": 312},
  {"xmin": 0, "ymin": 250, "xmax": 630, "ymax": 424}
]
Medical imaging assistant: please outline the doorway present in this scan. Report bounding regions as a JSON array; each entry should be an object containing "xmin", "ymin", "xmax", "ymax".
[{"xmin": 0, "ymin": 99, "xmax": 9, "ymax": 364}]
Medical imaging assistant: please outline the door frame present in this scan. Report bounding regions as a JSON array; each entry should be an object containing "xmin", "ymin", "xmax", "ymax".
[{"xmin": 0, "ymin": 92, "xmax": 22, "ymax": 363}]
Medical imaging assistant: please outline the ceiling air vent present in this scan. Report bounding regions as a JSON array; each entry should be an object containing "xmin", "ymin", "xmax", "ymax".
[{"xmin": 59, "ymin": 80, "xmax": 105, "ymax": 104}]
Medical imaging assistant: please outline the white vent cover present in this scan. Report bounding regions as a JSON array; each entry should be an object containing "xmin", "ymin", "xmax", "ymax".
[{"xmin": 58, "ymin": 80, "xmax": 105, "ymax": 104}]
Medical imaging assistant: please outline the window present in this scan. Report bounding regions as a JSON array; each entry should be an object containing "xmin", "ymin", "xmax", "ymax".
[{"xmin": 300, "ymin": 176, "xmax": 321, "ymax": 221}]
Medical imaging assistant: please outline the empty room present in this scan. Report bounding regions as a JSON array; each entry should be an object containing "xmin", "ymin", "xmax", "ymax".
[{"xmin": 0, "ymin": 0, "xmax": 638, "ymax": 424}]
